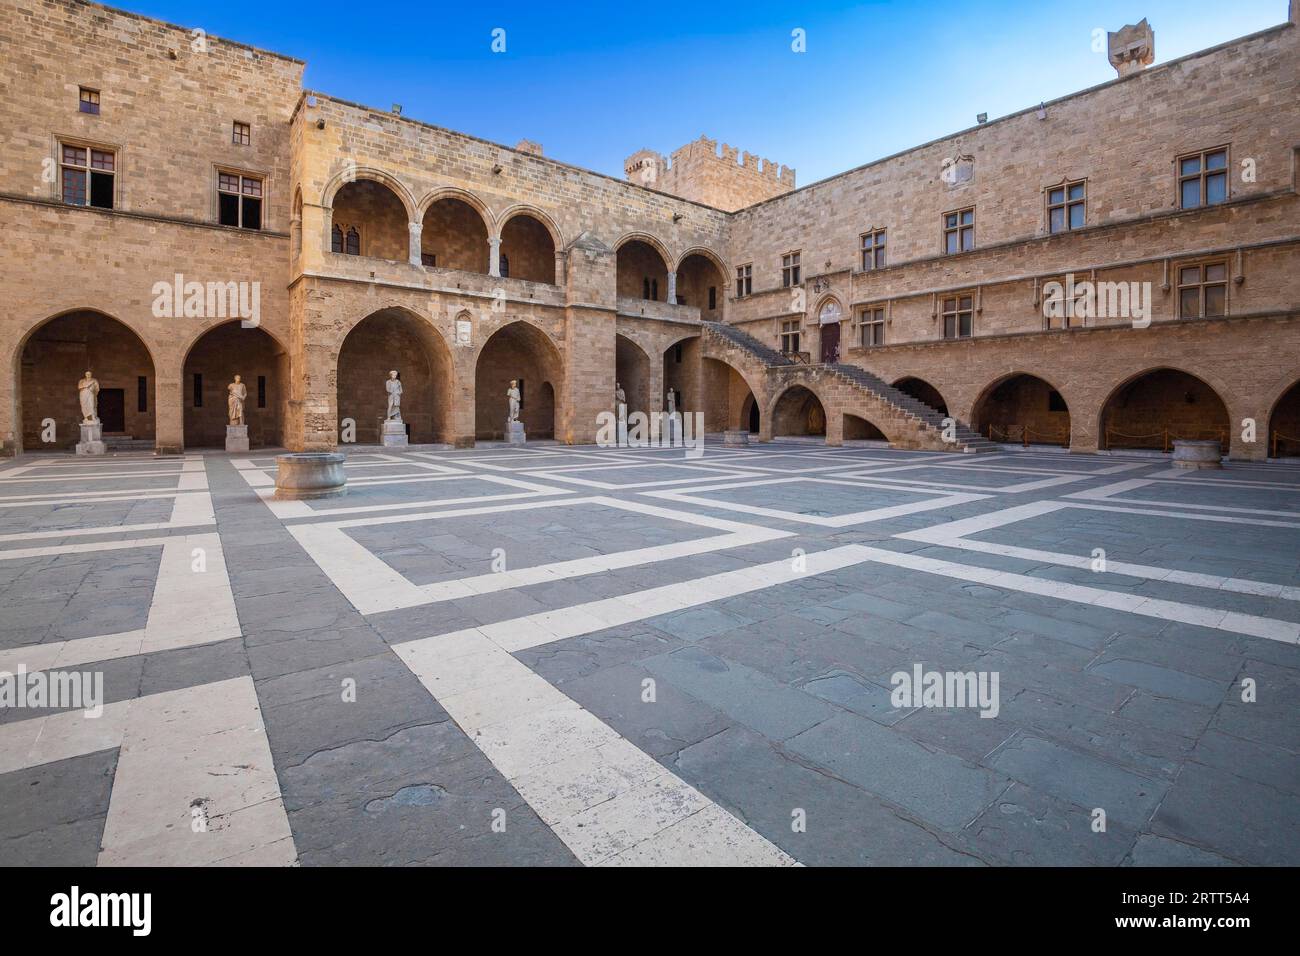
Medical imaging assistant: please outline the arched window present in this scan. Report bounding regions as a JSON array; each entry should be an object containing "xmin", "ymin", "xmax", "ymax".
[
  {"xmin": 345, "ymin": 226, "xmax": 360, "ymax": 256},
  {"xmin": 500, "ymin": 253, "xmax": 510, "ymax": 279},
  {"xmin": 331, "ymin": 224, "xmax": 343, "ymax": 253},
  {"xmin": 651, "ymin": 279, "xmax": 659, "ymax": 301},
  {"xmin": 643, "ymin": 278, "xmax": 651, "ymax": 300}
]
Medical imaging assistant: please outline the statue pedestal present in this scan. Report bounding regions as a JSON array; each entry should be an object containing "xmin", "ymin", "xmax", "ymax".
[
  {"xmin": 382, "ymin": 419, "xmax": 408, "ymax": 448},
  {"xmin": 616, "ymin": 404, "xmax": 628, "ymax": 447},
  {"xmin": 225, "ymin": 424, "xmax": 249, "ymax": 453},
  {"xmin": 723, "ymin": 429, "xmax": 750, "ymax": 447},
  {"xmin": 75, "ymin": 421, "xmax": 106, "ymax": 456},
  {"xmin": 664, "ymin": 413, "xmax": 682, "ymax": 447},
  {"xmin": 505, "ymin": 420, "xmax": 526, "ymax": 445}
]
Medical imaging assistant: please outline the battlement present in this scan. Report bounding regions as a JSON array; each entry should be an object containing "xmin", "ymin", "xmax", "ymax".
[{"xmin": 624, "ymin": 134, "xmax": 794, "ymax": 211}]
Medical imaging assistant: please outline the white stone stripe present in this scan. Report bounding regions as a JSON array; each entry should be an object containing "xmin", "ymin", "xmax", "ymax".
[
  {"xmin": 0, "ymin": 469, "xmax": 189, "ymax": 483},
  {"xmin": 1067, "ymin": 478, "xmax": 1300, "ymax": 516},
  {"xmin": 260, "ymin": 473, "xmax": 568, "ymax": 519}
]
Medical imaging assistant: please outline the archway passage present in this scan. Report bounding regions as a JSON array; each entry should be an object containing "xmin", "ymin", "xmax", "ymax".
[
  {"xmin": 337, "ymin": 309, "xmax": 451, "ymax": 445},
  {"xmin": 476, "ymin": 322, "xmax": 561, "ymax": 440},
  {"xmin": 330, "ymin": 179, "xmax": 409, "ymax": 261},
  {"xmin": 421, "ymin": 197, "xmax": 489, "ymax": 273},
  {"xmin": 894, "ymin": 377, "xmax": 948, "ymax": 416},
  {"xmin": 617, "ymin": 239, "xmax": 668, "ymax": 301},
  {"xmin": 676, "ymin": 253, "xmax": 725, "ymax": 318},
  {"xmin": 742, "ymin": 393, "xmax": 760, "ymax": 433},
  {"xmin": 1101, "ymin": 368, "xmax": 1228, "ymax": 451},
  {"xmin": 973, "ymin": 374, "xmax": 1070, "ymax": 446},
  {"xmin": 615, "ymin": 335, "xmax": 650, "ymax": 418},
  {"xmin": 772, "ymin": 385, "xmax": 826, "ymax": 438},
  {"xmin": 1268, "ymin": 380, "xmax": 1300, "ymax": 458},
  {"xmin": 663, "ymin": 337, "xmax": 699, "ymax": 416},
  {"xmin": 499, "ymin": 213, "xmax": 556, "ymax": 283},
  {"xmin": 843, "ymin": 414, "xmax": 887, "ymax": 441},
  {"xmin": 20, "ymin": 310, "xmax": 155, "ymax": 451},
  {"xmin": 183, "ymin": 323, "xmax": 288, "ymax": 448}
]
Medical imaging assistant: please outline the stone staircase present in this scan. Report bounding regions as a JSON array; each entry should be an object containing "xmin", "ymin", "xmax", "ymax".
[
  {"xmin": 702, "ymin": 321, "xmax": 999, "ymax": 453},
  {"xmin": 103, "ymin": 435, "xmax": 156, "ymax": 452}
]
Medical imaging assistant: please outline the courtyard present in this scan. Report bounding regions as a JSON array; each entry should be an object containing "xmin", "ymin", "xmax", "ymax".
[{"xmin": 0, "ymin": 441, "xmax": 1296, "ymax": 867}]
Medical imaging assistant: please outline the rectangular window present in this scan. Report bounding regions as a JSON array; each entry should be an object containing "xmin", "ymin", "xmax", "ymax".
[
  {"xmin": 860, "ymin": 230, "xmax": 886, "ymax": 271},
  {"xmin": 1047, "ymin": 181, "xmax": 1086, "ymax": 233},
  {"xmin": 779, "ymin": 319, "xmax": 801, "ymax": 354},
  {"xmin": 708, "ymin": 286, "xmax": 717, "ymax": 310},
  {"xmin": 1178, "ymin": 147, "xmax": 1228, "ymax": 209},
  {"xmin": 735, "ymin": 263, "xmax": 752, "ymax": 298},
  {"xmin": 781, "ymin": 252, "xmax": 801, "ymax": 288},
  {"xmin": 137, "ymin": 376, "xmax": 147, "ymax": 413},
  {"xmin": 859, "ymin": 305, "xmax": 886, "ymax": 347},
  {"xmin": 1043, "ymin": 276, "xmax": 1089, "ymax": 330},
  {"xmin": 192, "ymin": 373, "xmax": 203, "ymax": 408},
  {"xmin": 941, "ymin": 294, "xmax": 974, "ymax": 339},
  {"xmin": 674, "ymin": 344, "xmax": 683, "ymax": 363},
  {"xmin": 218, "ymin": 172, "xmax": 263, "ymax": 229},
  {"xmin": 79, "ymin": 87, "xmax": 100, "ymax": 114},
  {"xmin": 943, "ymin": 208, "xmax": 975, "ymax": 254},
  {"xmin": 420, "ymin": 252, "xmax": 435, "ymax": 267},
  {"xmin": 232, "ymin": 121, "xmax": 251, "ymax": 145},
  {"xmin": 257, "ymin": 375, "xmax": 267, "ymax": 409},
  {"xmin": 60, "ymin": 143, "xmax": 115, "ymax": 208},
  {"xmin": 1177, "ymin": 261, "xmax": 1228, "ymax": 318}
]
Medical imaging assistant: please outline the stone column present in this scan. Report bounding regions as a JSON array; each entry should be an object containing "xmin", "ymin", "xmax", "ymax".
[
  {"xmin": 488, "ymin": 237, "xmax": 502, "ymax": 278},
  {"xmin": 666, "ymin": 270, "xmax": 677, "ymax": 304},
  {"xmin": 408, "ymin": 221, "xmax": 423, "ymax": 266},
  {"xmin": 154, "ymin": 375, "xmax": 184, "ymax": 454},
  {"xmin": 554, "ymin": 250, "xmax": 566, "ymax": 286}
]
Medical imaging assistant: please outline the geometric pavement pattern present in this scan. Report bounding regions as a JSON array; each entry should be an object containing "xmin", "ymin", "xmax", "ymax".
[{"xmin": 0, "ymin": 441, "xmax": 1296, "ymax": 866}]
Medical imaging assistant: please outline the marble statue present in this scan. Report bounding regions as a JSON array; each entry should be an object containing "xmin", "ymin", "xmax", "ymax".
[
  {"xmin": 615, "ymin": 383, "xmax": 626, "ymax": 407},
  {"xmin": 385, "ymin": 370, "xmax": 403, "ymax": 421},
  {"xmin": 506, "ymin": 380, "xmax": 521, "ymax": 423},
  {"xmin": 77, "ymin": 371, "xmax": 100, "ymax": 424},
  {"xmin": 227, "ymin": 375, "xmax": 247, "ymax": 426},
  {"xmin": 666, "ymin": 389, "xmax": 677, "ymax": 416}
]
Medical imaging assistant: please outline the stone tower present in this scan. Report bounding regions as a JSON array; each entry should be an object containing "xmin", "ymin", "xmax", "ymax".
[{"xmin": 624, "ymin": 135, "xmax": 795, "ymax": 212}]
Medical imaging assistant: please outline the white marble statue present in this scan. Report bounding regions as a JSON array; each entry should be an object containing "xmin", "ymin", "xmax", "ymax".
[
  {"xmin": 77, "ymin": 371, "xmax": 100, "ymax": 424},
  {"xmin": 227, "ymin": 375, "xmax": 247, "ymax": 426},
  {"xmin": 506, "ymin": 380, "xmax": 521, "ymax": 423},
  {"xmin": 614, "ymin": 383, "xmax": 626, "ymax": 407},
  {"xmin": 385, "ymin": 370, "xmax": 403, "ymax": 421},
  {"xmin": 666, "ymin": 389, "xmax": 677, "ymax": 416}
]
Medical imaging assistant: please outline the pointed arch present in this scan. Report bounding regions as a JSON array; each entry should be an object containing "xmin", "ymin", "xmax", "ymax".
[{"xmin": 320, "ymin": 166, "xmax": 417, "ymax": 220}]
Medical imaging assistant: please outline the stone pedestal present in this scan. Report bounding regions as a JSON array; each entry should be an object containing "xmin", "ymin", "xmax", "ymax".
[
  {"xmin": 616, "ymin": 404, "xmax": 628, "ymax": 447},
  {"xmin": 1172, "ymin": 439, "xmax": 1223, "ymax": 469},
  {"xmin": 664, "ymin": 413, "xmax": 682, "ymax": 447},
  {"xmin": 225, "ymin": 424, "xmax": 249, "ymax": 453},
  {"xmin": 275, "ymin": 452, "xmax": 347, "ymax": 500},
  {"xmin": 382, "ymin": 419, "xmax": 409, "ymax": 448},
  {"xmin": 723, "ymin": 429, "xmax": 750, "ymax": 447},
  {"xmin": 505, "ymin": 421, "xmax": 526, "ymax": 445},
  {"xmin": 75, "ymin": 421, "xmax": 105, "ymax": 456}
]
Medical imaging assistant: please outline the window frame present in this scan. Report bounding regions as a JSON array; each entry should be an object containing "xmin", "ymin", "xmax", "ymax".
[
  {"xmin": 781, "ymin": 251, "xmax": 802, "ymax": 288},
  {"xmin": 735, "ymin": 263, "xmax": 753, "ymax": 298},
  {"xmin": 1176, "ymin": 259, "xmax": 1229, "ymax": 319},
  {"xmin": 860, "ymin": 229, "xmax": 887, "ymax": 271},
  {"xmin": 779, "ymin": 318, "xmax": 801, "ymax": 354},
  {"xmin": 232, "ymin": 121, "xmax": 251, "ymax": 146},
  {"xmin": 216, "ymin": 168, "xmax": 264, "ymax": 230},
  {"xmin": 940, "ymin": 293, "xmax": 975, "ymax": 339},
  {"xmin": 78, "ymin": 87, "xmax": 100, "ymax": 115},
  {"xmin": 942, "ymin": 207, "xmax": 975, "ymax": 255},
  {"xmin": 58, "ymin": 139, "xmax": 116, "ymax": 209},
  {"xmin": 858, "ymin": 304, "xmax": 886, "ymax": 347},
  {"xmin": 1046, "ymin": 180, "xmax": 1086, "ymax": 233},
  {"xmin": 1176, "ymin": 146, "xmax": 1229, "ymax": 210}
]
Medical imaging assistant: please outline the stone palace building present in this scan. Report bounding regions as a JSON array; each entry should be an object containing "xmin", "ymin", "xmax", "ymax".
[{"xmin": 1, "ymin": 0, "xmax": 1298, "ymax": 459}]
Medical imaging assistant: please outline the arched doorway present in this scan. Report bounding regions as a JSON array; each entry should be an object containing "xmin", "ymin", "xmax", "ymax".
[
  {"xmin": 817, "ymin": 299, "xmax": 843, "ymax": 364},
  {"xmin": 476, "ymin": 322, "xmax": 561, "ymax": 440},
  {"xmin": 615, "ymin": 335, "xmax": 650, "ymax": 418},
  {"xmin": 1268, "ymin": 380, "xmax": 1300, "ymax": 458},
  {"xmin": 973, "ymin": 374, "xmax": 1070, "ymax": 446},
  {"xmin": 1100, "ymin": 368, "xmax": 1228, "ymax": 451},
  {"xmin": 843, "ymin": 414, "xmax": 887, "ymax": 440},
  {"xmin": 676, "ymin": 251, "xmax": 725, "ymax": 317},
  {"xmin": 663, "ymin": 337, "xmax": 699, "ymax": 415},
  {"xmin": 772, "ymin": 385, "xmax": 826, "ymax": 438},
  {"xmin": 337, "ymin": 308, "xmax": 451, "ymax": 445},
  {"xmin": 329, "ymin": 179, "xmax": 410, "ymax": 261},
  {"xmin": 741, "ymin": 393, "xmax": 760, "ymax": 433},
  {"xmin": 617, "ymin": 238, "xmax": 669, "ymax": 301},
  {"xmin": 183, "ymin": 323, "xmax": 288, "ymax": 448},
  {"xmin": 499, "ymin": 212, "xmax": 556, "ymax": 283},
  {"xmin": 893, "ymin": 376, "xmax": 949, "ymax": 416},
  {"xmin": 19, "ymin": 310, "xmax": 156, "ymax": 452},
  {"xmin": 421, "ymin": 197, "xmax": 490, "ymax": 273}
]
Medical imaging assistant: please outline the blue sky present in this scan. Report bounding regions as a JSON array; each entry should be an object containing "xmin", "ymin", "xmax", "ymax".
[{"xmin": 130, "ymin": 0, "xmax": 1287, "ymax": 185}]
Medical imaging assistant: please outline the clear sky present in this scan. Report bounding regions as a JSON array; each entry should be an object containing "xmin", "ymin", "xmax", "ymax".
[{"xmin": 126, "ymin": 0, "xmax": 1288, "ymax": 186}]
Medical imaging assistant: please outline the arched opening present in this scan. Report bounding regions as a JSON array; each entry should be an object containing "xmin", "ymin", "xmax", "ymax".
[
  {"xmin": 663, "ymin": 337, "xmax": 699, "ymax": 415},
  {"xmin": 1270, "ymin": 380, "xmax": 1300, "ymax": 458},
  {"xmin": 19, "ymin": 310, "xmax": 156, "ymax": 452},
  {"xmin": 499, "ymin": 213, "xmax": 556, "ymax": 284},
  {"xmin": 893, "ymin": 376, "xmax": 949, "ymax": 416},
  {"xmin": 817, "ymin": 299, "xmax": 844, "ymax": 364},
  {"xmin": 676, "ymin": 252, "xmax": 725, "ymax": 318},
  {"xmin": 1100, "ymin": 368, "xmax": 1229, "ymax": 451},
  {"xmin": 337, "ymin": 308, "xmax": 451, "ymax": 445},
  {"xmin": 617, "ymin": 239, "xmax": 668, "ymax": 301},
  {"xmin": 421, "ymin": 197, "xmax": 490, "ymax": 273},
  {"xmin": 772, "ymin": 385, "xmax": 826, "ymax": 438},
  {"xmin": 476, "ymin": 322, "xmax": 561, "ymax": 440},
  {"xmin": 973, "ymin": 374, "xmax": 1070, "ymax": 446},
  {"xmin": 843, "ymin": 414, "xmax": 887, "ymax": 441},
  {"xmin": 615, "ymin": 334, "xmax": 651, "ymax": 419},
  {"xmin": 183, "ymin": 323, "xmax": 288, "ymax": 448},
  {"xmin": 741, "ymin": 393, "xmax": 760, "ymax": 433},
  {"xmin": 329, "ymin": 179, "xmax": 409, "ymax": 261}
]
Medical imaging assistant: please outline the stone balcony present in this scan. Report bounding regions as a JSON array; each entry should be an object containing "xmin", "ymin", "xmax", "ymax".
[{"xmin": 616, "ymin": 295, "xmax": 701, "ymax": 325}]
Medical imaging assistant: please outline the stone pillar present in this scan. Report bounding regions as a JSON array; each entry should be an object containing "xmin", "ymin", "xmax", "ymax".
[
  {"xmin": 488, "ymin": 237, "xmax": 502, "ymax": 278},
  {"xmin": 408, "ymin": 221, "xmax": 423, "ymax": 266},
  {"xmin": 299, "ymin": 201, "xmax": 329, "ymax": 275},
  {"xmin": 155, "ymin": 374, "xmax": 184, "ymax": 454},
  {"xmin": 1229, "ymin": 400, "xmax": 1268, "ymax": 462},
  {"xmin": 666, "ymin": 270, "xmax": 677, "ymax": 304},
  {"xmin": 449, "ymin": 348, "xmax": 477, "ymax": 447},
  {"xmin": 554, "ymin": 250, "xmax": 567, "ymax": 286}
]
